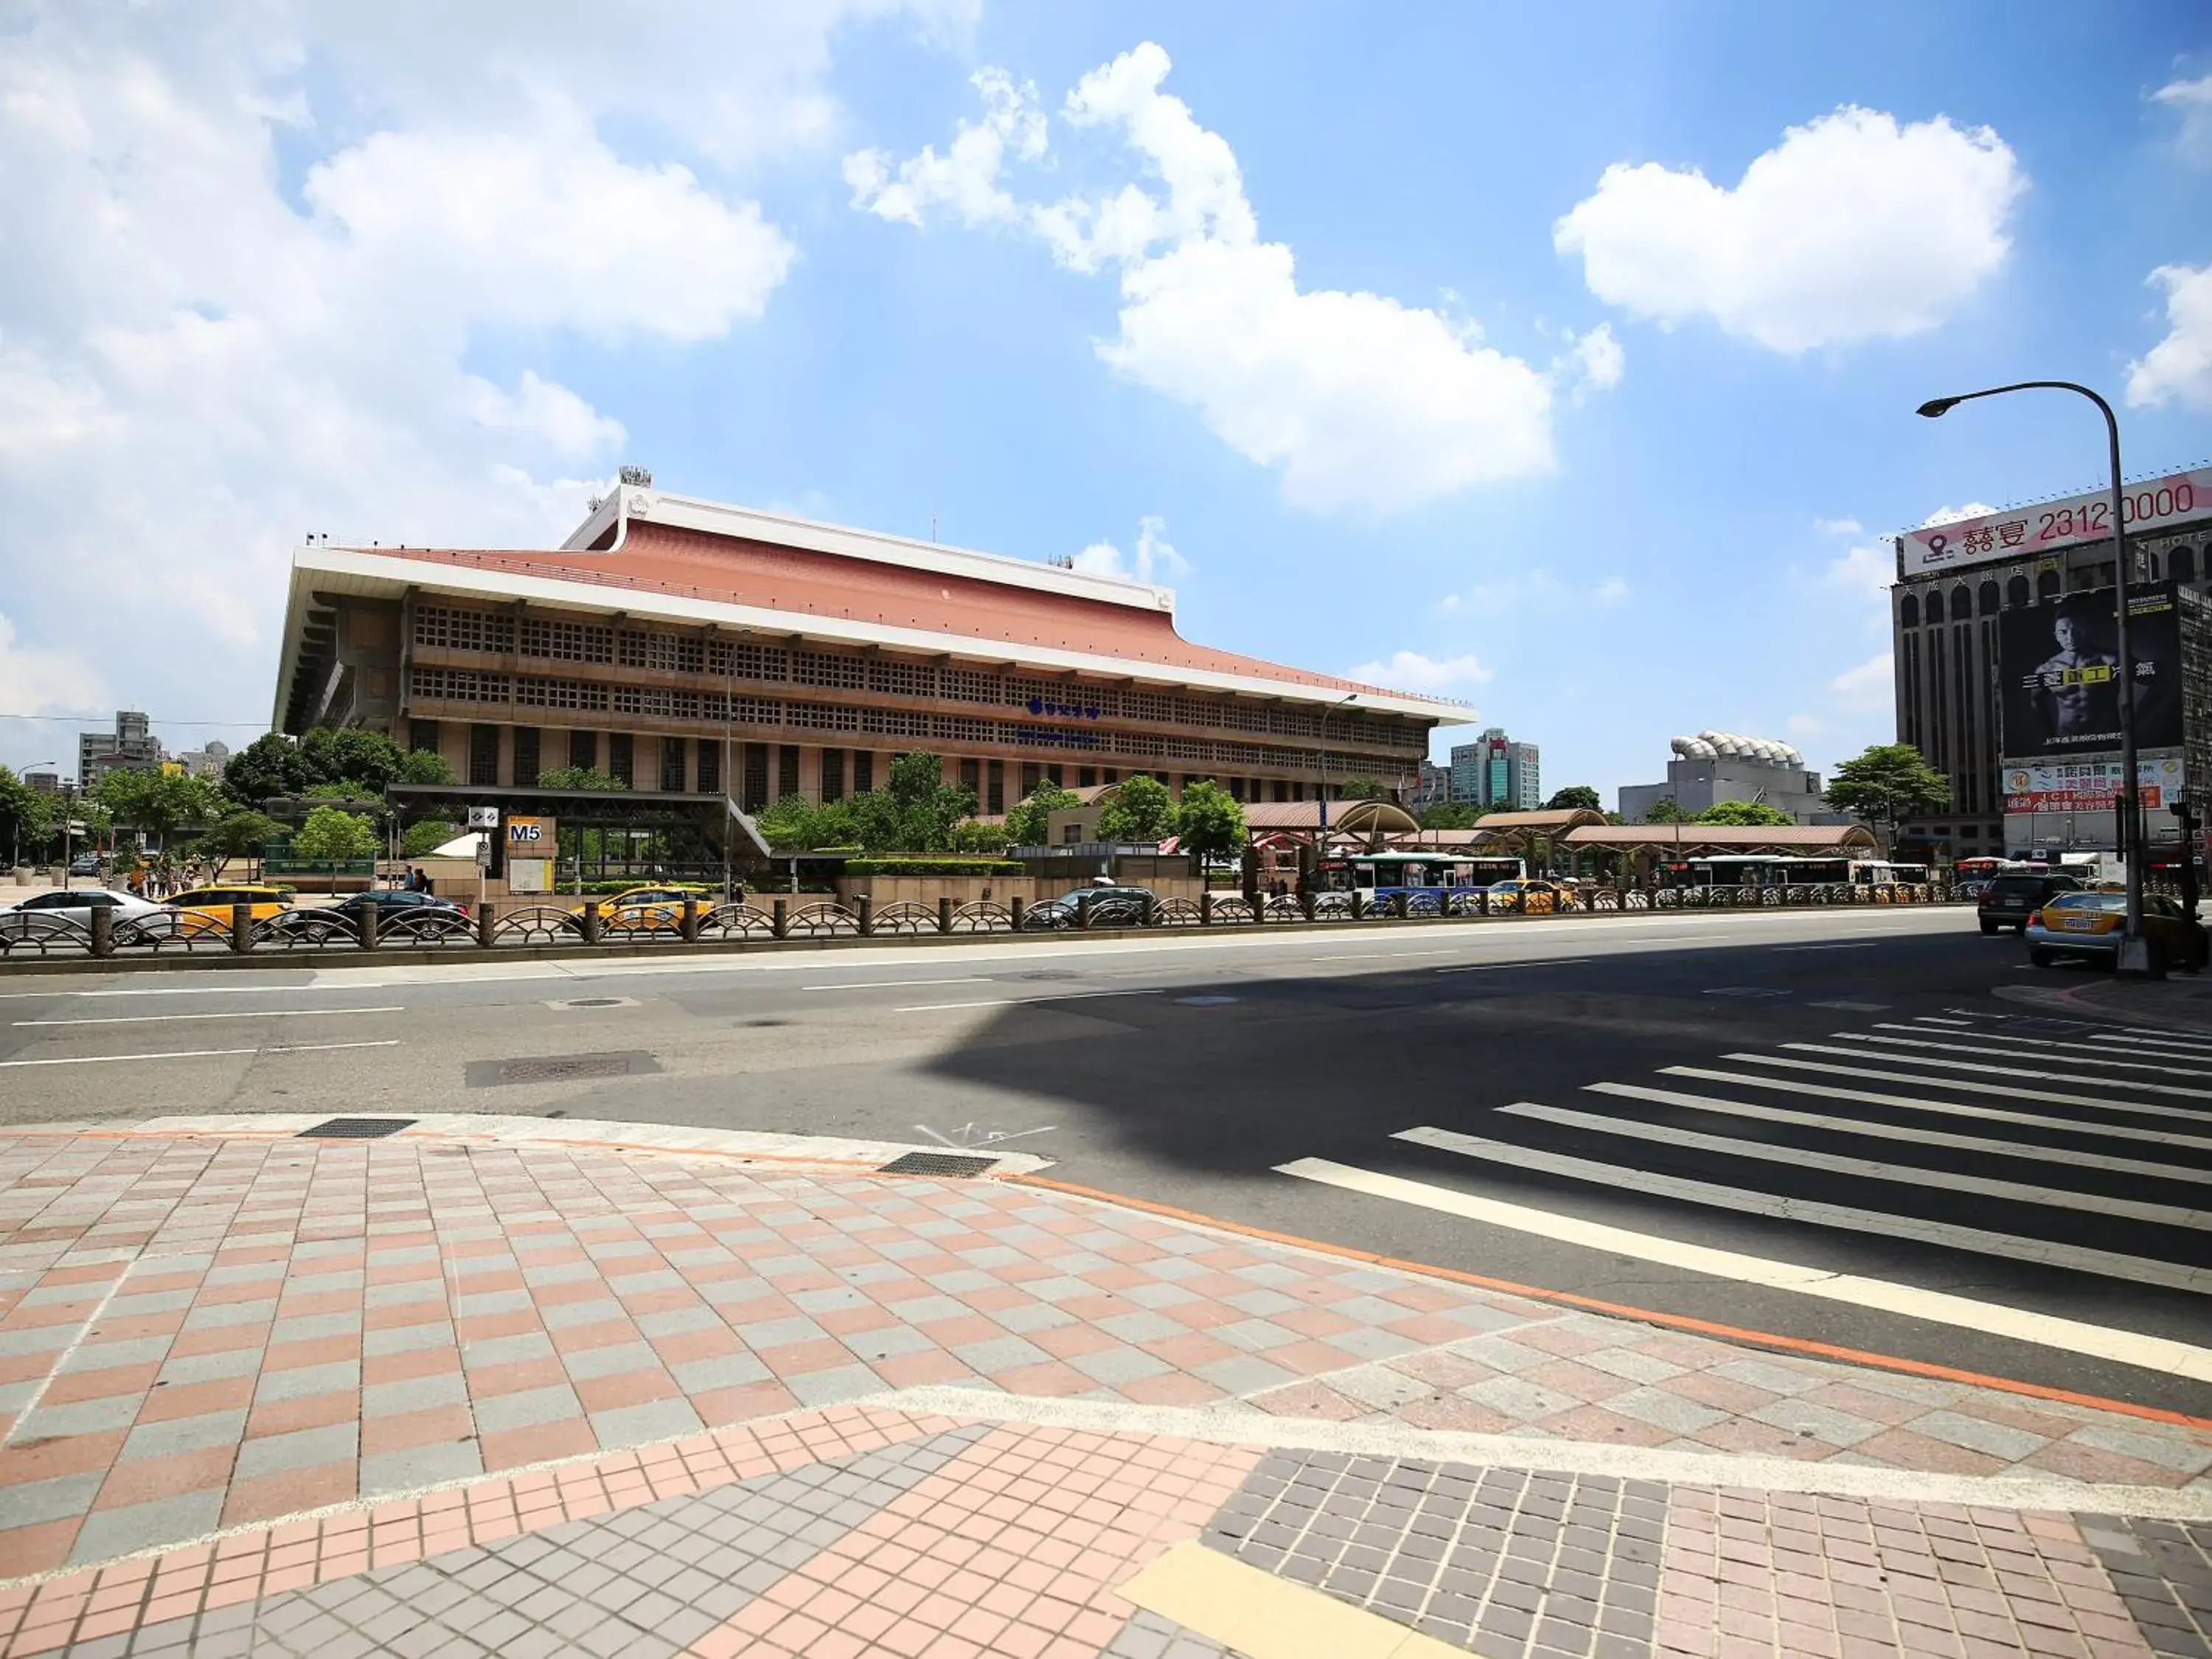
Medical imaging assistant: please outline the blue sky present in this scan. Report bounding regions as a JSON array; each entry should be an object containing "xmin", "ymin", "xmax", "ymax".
[{"xmin": 1, "ymin": 1, "xmax": 2208, "ymax": 800}]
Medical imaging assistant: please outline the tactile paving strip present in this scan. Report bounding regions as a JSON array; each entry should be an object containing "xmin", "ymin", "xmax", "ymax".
[{"xmin": 1201, "ymin": 1450, "xmax": 1661, "ymax": 1655}]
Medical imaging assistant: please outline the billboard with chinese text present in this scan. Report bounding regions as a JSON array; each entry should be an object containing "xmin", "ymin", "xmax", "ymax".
[
  {"xmin": 2002, "ymin": 754, "xmax": 2184, "ymax": 813},
  {"xmin": 1997, "ymin": 582, "xmax": 2185, "ymax": 761},
  {"xmin": 1898, "ymin": 466, "xmax": 2212, "ymax": 579}
]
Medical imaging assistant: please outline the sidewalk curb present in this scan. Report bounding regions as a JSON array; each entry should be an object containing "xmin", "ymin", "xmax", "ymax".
[{"xmin": 1995, "ymin": 978, "xmax": 2212, "ymax": 1034}]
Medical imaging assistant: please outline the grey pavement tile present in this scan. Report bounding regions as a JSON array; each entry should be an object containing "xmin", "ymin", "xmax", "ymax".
[
  {"xmin": 254, "ymin": 1358, "xmax": 361, "ymax": 1403},
  {"xmin": 363, "ymin": 1320, "xmax": 454, "ymax": 1359},
  {"xmin": 633, "ymin": 1304, "xmax": 720, "ymax": 1338},
  {"xmin": 562, "ymin": 1339, "xmax": 661, "ymax": 1381},
  {"xmin": 470, "ymin": 1384, "xmax": 582, "ymax": 1433},
  {"xmin": 362, "ymin": 1368, "xmax": 468, "ymax": 1416},
  {"xmin": 459, "ymin": 1330, "xmax": 554, "ymax": 1366},
  {"xmin": 538, "ymin": 1296, "xmax": 625, "ymax": 1330},
  {"xmin": 267, "ymin": 1312, "xmax": 365, "ymax": 1346},
  {"xmin": 1601, "ymin": 1386, "xmax": 1728, "ymax": 1436},
  {"xmin": 947, "ymin": 1334, "xmax": 1051, "ymax": 1372},
  {"xmin": 58, "ymin": 1335, "xmax": 173, "ymax": 1371},
  {"xmin": 14, "ymin": 1392, "xmax": 145, "ymax": 1439},
  {"xmin": 156, "ymin": 1345, "xmax": 265, "ymax": 1385},
  {"xmin": 359, "ymin": 1439, "xmax": 486, "ymax": 1496},
  {"xmin": 731, "ymin": 1315, "xmax": 829, "ymax": 1348},
  {"xmin": 1069, "ymin": 1346, "xmax": 1175, "ymax": 1386},
  {"xmin": 1907, "ymin": 1410, "xmax": 2051, "ymax": 1462},
  {"xmin": 0, "ymin": 1469, "xmax": 103, "ymax": 1528},
  {"xmin": 119, "ymin": 1408, "xmax": 249, "ymax": 1461},
  {"xmin": 781, "ymin": 1363, "xmax": 886, "ymax": 1408},
  {"xmin": 67, "ymin": 1489, "xmax": 226, "ymax": 1566},
  {"xmin": 588, "ymin": 1397, "xmax": 706, "ymax": 1444},
  {"xmin": 234, "ymin": 1420, "xmax": 358, "ymax": 1481},
  {"xmin": 668, "ymin": 1351, "xmax": 772, "ymax": 1393}
]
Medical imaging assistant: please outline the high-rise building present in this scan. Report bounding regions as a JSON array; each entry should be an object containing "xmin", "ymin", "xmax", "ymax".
[
  {"xmin": 1618, "ymin": 731, "xmax": 1842, "ymax": 824},
  {"xmin": 1888, "ymin": 473, "xmax": 2212, "ymax": 860},
  {"xmin": 173, "ymin": 740, "xmax": 231, "ymax": 779},
  {"xmin": 1408, "ymin": 761, "xmax": 1452, "ymax": 810},
  {"xmin": 1448, "ymin": 728, "xmax": 1540, "ymax": 810},
  {"xmin": 78, "ymin": 711, "xmax": 161, "ymax": 789}
]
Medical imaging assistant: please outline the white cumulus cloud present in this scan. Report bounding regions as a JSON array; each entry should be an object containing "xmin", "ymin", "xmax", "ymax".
[
  {"xmin": 2155, "ymin": 73, "xmax": 2212, "ymax": 164},
  {"xmin": 1554, "ymin": 107, "xmax": 2024, "ymax": 352},
  {"xmin": 0, "ymin": 613, "xmax": 106, "ymax": 723},
  {"xmin": 846, "ymin": 42, "xmax": 1567, "ymax": 513},
  {"xmin": 1068, "ymin": 515, "xmax": 1187, "ymax": 584},
  {"xmin": 0, "ymin": 4, "xmax": 888, "ymax": 769},
  {"xmin": 1921, "ymin": 502, "xmax": 1997, "ymax": 526},
  {"xmin": 1814, "ymin": 516, "xmax": 1863, "ymax": 536},
  {"xmin": 1344, "ymin": 650, "xmax": 1492, "ymax": 692},
  {"xmin": 1830, "ymin": 651, "xmax": 1895, "ymax": 712},
  {"xmin": 2126, "ymin": 262, "xmax": 2212, "ymax": 410}
]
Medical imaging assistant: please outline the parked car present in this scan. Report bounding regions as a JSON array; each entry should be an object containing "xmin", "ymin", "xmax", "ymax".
[
  {"xmin": 1953, "ymin": 877, "xmax": 1993, "ymax": 903},
  {"xmin": 1977, "ymin": 870, "xmax": 2081, "ymax": 934},
  {"xmin": 165, "ymin": 884, "xmax": 293, "ymax": 923},
  {"xmin": 2025, "ymin": 891, "xmax": 2208, "ymax": 971},
  {"xmin": 1021, "ymin": 886, "xmax": 1153, "ymax": 929},
  {"xmin": 0, "ymin": 888, "xmax": 161, "ymax": 938},
  {"xmin": 67, "ymin": 853, "xmax": 101, "ymax": 877},
  {"xmin": 570, "ymin": 885, "xmax": 712, "ymax": 926},
  {"xmin": 1486, "ymin": 878, "xmax": 1575, "ymax": 914},
  {"xmin": 331, "ymin": 888, "xmax": 467, "ymax": 918}
]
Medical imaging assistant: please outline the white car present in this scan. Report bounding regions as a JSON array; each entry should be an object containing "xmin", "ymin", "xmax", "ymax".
[{"xmin": 0, "ymin": 888, "xmax": 163, "ymax": 937}]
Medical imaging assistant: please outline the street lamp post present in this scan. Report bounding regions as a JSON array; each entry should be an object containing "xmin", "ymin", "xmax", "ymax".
[
  {"xmin": 1917, "ymin": 381, "xmax": 2150, "ymax": 974},
  {"xmin": 1315, "ymin": 693, "xmax": 1358, "ymax": 874}
]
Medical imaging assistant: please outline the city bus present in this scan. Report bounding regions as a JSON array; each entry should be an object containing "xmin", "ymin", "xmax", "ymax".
[
  {"xmin": 1658, "ymin": 854, "xmax": 1931, "ymax": 889},
  {"xmin": 1316, "ymin": 851, "xmax": 1524, "ymax": 902}
]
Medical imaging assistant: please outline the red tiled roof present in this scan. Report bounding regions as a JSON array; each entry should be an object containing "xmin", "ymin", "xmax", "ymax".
[{"xmin": 375, "ymin": 521, "xmax": 1402, "ymax": 698}]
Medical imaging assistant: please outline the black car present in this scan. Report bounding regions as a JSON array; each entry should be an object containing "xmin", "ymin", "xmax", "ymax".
[
  {"xmin": 1977, "ymin": 870, "xmax": 2082, "ymax": 934},
  {"xmin": 1020, "ymin": 886, "xmax": 1153, "ymax": 929},
  {"xmin": 333, "ymin": 888, "xmax": 466, "ymax": 915}
]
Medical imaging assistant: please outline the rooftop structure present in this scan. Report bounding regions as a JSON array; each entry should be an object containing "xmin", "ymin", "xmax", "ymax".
[{"xmin": 269, "ymin": 484, "xmax": 1476, "ymax": 857}]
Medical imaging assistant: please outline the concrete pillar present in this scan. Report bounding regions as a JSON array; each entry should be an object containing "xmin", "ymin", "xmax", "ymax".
[{"xmin": 231, "ymin": 902, "xmax": 254, "ymax": 953}]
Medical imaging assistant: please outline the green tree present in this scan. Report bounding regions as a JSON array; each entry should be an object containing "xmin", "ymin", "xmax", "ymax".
[
  {"xmin": 1543, "ymin": 785, "xmax": 1602, "ymax": 812},
  {"xmin": 97, "ymin": 768, "xmax": 220, "ymax": 848},
  {"xmin": 0, "ymin": 766, "xmax": 47, "ymax": 866},
  {"xmin": 1823, "ymin": 743, "xmax": 1950, "ymax": 850},
  {"xmin": 223, "ymin": 733, "xmax": 308, "ymax": 804},
  {"xmin": 535, "ymin": 766, "xmax": 628, "ymax": 790},
  {"xmin": 291, "ymin": 804, "xmax": 377, "ymax": 864},
  {"xmin": 755, "ymin": 793, "xmax": 863, "ymax": 854},
  {"xmin": 401, "ymin": 820, "xmax": 465, "ymax": 858},
  {"xmin": 885, "ymin": 751, "xmax": 976, "ymax": 852},
  {"xmin": 195, "ymin": 810, "xmax": 279, "ymax": 878},
  {"xmin": 1694, "ymin": 799, "xmax": 1795, "ymax": 827},
  {"xmin": 1003, "ymin": 783, "xmax": 1079, "ymax": 846},
  {"xmin": 950, "ymin": 818, "xmax": 1011, "ymax": 855},
  {"xmin": 1098, "ymin": 773, "xmax": 1176, "ymax": 843},
  {"xmin": 1338, "ymin": 777, "xmax": 1391, "ymax": 801},
  {"xmin": 1416, "ymin": 801, "xmax": 1480, "ymax": 830},
  {"xmin": 1639, "ymin": 796, "xmax": 1691, "ymax": 824},
  {"xmin": 395, "ymin": 748, "xmax": 454, "ymax": 785},
  {"xmin": 1173, "ymin": 780, "xmax": 1246, "ymax": 860}
]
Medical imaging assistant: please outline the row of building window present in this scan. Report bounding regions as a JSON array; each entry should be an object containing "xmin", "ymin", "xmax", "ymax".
[
  {"xmin": 406, "ymin": 666, "xmax": 1385, "ymax": 775},
  {"xmin": 413, "ymin": 718, "xmax": 1331, "ymax": 813},
  {"xmin": 411, "ymin": 602, "xmax": 1420, "ymax": 751},
  {"xmin": 1899, "ymin": 544, "xmax": 2204, "ymax": 627}
]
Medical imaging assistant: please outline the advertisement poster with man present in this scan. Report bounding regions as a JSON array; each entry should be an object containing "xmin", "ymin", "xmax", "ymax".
[{"xmin": 1998, "ymin": 582, "xmax": 2184, "ymax": 759}]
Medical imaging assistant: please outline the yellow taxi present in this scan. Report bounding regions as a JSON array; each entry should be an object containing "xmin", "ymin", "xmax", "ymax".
[
  {"xmin": 1485, "ymin": 877, "xmax": 1575, "ymax": 914},
  {"xmin": 570, "ymin": 884, "xmax": 713, "ymax": 928},
  {"xmin": 2025, "ymin": 891, "xmax": 2208, "ymax": 971},
  {"xmin": 165, "ymin": 884, "xmax": 294, "ymax": 922}
]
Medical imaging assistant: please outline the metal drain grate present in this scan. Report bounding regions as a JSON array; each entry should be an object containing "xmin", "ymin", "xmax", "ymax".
[
  {"xmin": 878, "ymin": 1152, "xmax": 998, "ymax": 1178},
  {"xmin": 500, "ymin": 1054, "xmax": 633, "ymax": 1084},
  {"xmin": 298, "ymin": 1118, "xmax": 416, "ymax": 1140},
  {"xmin": 565, "ymin": 998, "xmax": 625, "ymax": 1008}
]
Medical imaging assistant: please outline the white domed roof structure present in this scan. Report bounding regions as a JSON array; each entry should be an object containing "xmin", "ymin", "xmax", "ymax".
[{"xmin": 1669, "ymin": 730, "xmax": 1803, "ymax": 768}]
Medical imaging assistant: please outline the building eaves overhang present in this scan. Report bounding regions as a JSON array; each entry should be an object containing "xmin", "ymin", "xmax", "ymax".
[{"xmin": 276, "ymin": 546, "xmax": 1480, "ymax": 726}]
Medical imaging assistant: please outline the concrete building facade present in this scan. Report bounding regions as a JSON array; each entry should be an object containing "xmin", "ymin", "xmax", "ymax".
[
  {"xmin": 1617, "ymin": 731, "xmax": 1840, "ymax": 825},
  {"xmin": 1889, "ymin": 482, "xmax": 2212, "ymax": 860},
  {"xmin": 268, "ymin": 485, "xmax": 1475, "ymax": 844},
  {"xmin": 77, "ymin": 711, "xmax": 161, "ymax": 789},
  {"xmin": 1448, "ymin": 728, "xmax": 1539, "ymax": 810}
]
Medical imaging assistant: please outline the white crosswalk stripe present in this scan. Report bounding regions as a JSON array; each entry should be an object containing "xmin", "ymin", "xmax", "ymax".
[
  {"xmin": 1271, "ymin": 1010, "xmax": 2212, "ymax": 1378},
  {"xmin": 1604, "ymin": 1073, "xmax": 2212, "ymax": 1183}
]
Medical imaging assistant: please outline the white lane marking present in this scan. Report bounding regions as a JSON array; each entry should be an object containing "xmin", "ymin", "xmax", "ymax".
[
  {"xmin": 0, "ymin": 1040, "xmax": 400, "ymax": 1069},
  {"xmin": 1596, "ymin": 1075, "xmax": 2212, "ymax": 1187},
  {"xmin": 0, "ymin": 982, "xmax": 374, "ymax": 1000},
  {"xmin": 1308, "ymin": 950, "xmax": 1450, "ymax": 961},
  {"xmin": 1270, "ymin": 1158, "xmax": 2212, "ymax": 1384},
  {"xmin": 1787, "ymin": 1040, "xmax": 2212, "ymax": 1103},
  {"xmin": 2086, "ymin": 1030, "xmax": 2212, "ymax": 1057},
  {"xmin": 801, "ymin": 978, "xmax": 992, "ymax": 992},
  {"xmin": 2118, "ymin": 1023, "xmax": 2212, "ymax": 1046},
  {"xmin": 0, "ymin": 908, "xmax": 1943, "ymax": 998},
  {"xmin": 1868, "ymin": 1022, "xmax": 2212, "ymax": 1075},
  {"xmin": 1436, "ymin": 959, "xmax": 1592, "ymax": 975},
  {"xmin": 894, "ymin": 987, "xmax": 1166, "ymax": 1014},
  {"xmin": 1688, "ymin": 1060, "xmax": 2212, "ymax": 1154},
  {"xmin": 1913, "ymin": 1015, "xmax": 1973, "ymax": 1025},
  {"xmin": 1807, "ymin": 1001, "xmax": 1888, "ymax": 1011},
  {"xmin": 1545, "ymin": 1094, "xmax": 2209, "ymax": 1228},
  {"xmin": 1775, "ymin": 942, "xmax": 1881, "ymax": 953},
  {"xmin": 1396, "ymin": 1124, "xmax": 2212, "ymax": 1296},
  {"xmin": 14, "ymin": 1006, "xmax": 404, "ymax": 1027},
  {"xmin": 1845, "ymin": 1031, "xmax": 2212, "ymax": 1082}
]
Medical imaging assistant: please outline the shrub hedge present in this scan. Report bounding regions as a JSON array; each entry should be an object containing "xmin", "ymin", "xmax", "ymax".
[{"xmin": 843, "ymin": 858, "xmax": 1025, "ymax": 877}]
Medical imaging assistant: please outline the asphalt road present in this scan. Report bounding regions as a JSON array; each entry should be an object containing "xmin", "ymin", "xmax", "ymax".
[{"xmin": 4, "ymin": 905, "xmax": 2208, "ymax": 1419}]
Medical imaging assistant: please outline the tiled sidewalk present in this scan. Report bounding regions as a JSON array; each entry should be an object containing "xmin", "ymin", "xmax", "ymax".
[{"xmin": 1, "ymin": 1119, "xmax": 2209, "ymax": 1657}]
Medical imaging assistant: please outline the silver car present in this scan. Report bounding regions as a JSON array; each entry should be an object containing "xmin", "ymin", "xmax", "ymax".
[{"xmin": 0, "ymin": 887, "xmax": 162, "ymax": 938}]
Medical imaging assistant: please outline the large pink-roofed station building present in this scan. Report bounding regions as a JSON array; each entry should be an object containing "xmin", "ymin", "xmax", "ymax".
[{"xmin": 270, "ymin": 481, "xmax": 1475, "ymax": 863}]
